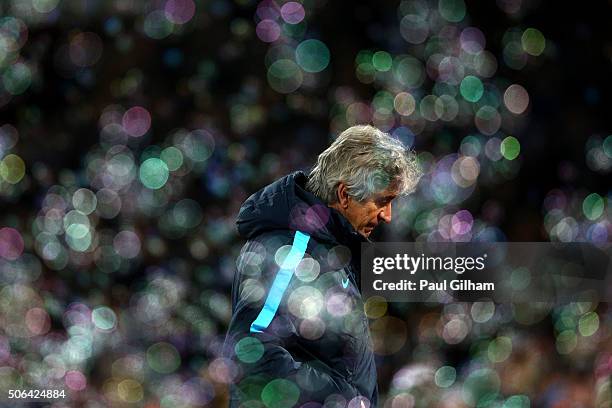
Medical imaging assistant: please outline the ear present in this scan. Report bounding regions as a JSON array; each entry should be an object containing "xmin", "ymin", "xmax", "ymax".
[{"xmin": 336, "ymin": 182, "xmax": 350, "ymax": 209}]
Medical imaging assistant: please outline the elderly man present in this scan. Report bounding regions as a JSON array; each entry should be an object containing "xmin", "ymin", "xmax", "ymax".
[{"xmin": 223, "ymin": 125, "xmax": 421, "ymax": 407}]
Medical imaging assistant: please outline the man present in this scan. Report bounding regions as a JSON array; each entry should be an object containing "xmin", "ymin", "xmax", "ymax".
[{"xmin": 223, "ymin": 125, "xmax": 421, "ymax": 407}]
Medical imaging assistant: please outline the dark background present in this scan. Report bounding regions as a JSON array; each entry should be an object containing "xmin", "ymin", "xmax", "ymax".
[{"xmin": 0, "ymin": 0, "xmax": 610, "ymax": 406}]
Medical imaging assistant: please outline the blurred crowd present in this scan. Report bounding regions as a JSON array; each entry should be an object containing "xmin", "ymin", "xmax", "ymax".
[{"xmin": 0, "ymin": 0, "xmax": 610, "ymax": 406}]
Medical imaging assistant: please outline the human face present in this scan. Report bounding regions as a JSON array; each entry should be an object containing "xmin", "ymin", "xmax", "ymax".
[{"xmin": 343, "ymin": 188, "xmax": 398, "ymax": 238}]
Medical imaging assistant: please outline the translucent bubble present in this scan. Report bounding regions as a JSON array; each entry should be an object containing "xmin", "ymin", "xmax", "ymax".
[
  {"xmin": 503, "ymin": 84, "xmax": 529, "ymax": 114},
  {"xmin": 504, "ymin": 395, "xmax": 530, "ymax": 408},
  {"xmin": 372, "ymin": 51, "xmax": 392, "ymax": 72},
  {"xmin": 451, "ymin": 156, "xmax": 480, "ymax": 187},
  {"xmin": 603, "ymin": 135, "xmax": 612, "ymax": 157},
  {"xmin": 394, "ymin": 92, "xmax": 416, "ymax": 116},
  {"xmin": 180, "ymin": 377, "xmax": 215, "ymax": 406},
  {"xmin": 240, "ymin": 279, "xmax": 265, "ymax": 303},
  {"xmin": 438, "ymin": 56, "xmax": 465, "ymax": 85},
  {"xmin": 144, "ymin": 10, "xmax": 174, "ymax": 39},
  {"xmin": 208, "ymin": 358, "xmax": 238, "ymax": 384},
  {"xmin": 435, "ymin": 366, "xmax": 456, "ymax": 388},
  {"xmin": 261, "ymin": 379, "xmax": 300, "ymax": 408},
  {"xmin": 299, "ymin": 317, "xmax": 325, "ymax": 340},
  {"xmin": 370, "ymin": 316, "xmax": 408, "ymax": 355},
  {"xmin": 488, "ymin": 336, "xmax": 512, "ymax": 362},
  {"xmin": 105, "ymin": 150, "xmax": 137, "ymax": 188},
  {"xmin": 586, "ymin": 222, "xmax": 608, "ymax": 243},
  {"xmin": 113, "ymin": 230, "xmax": 141, "ymax": 259},
  {"xmin": 282, "ymin": 20, "xmax": 306, "ymax": 38},
  {"xmin": 521, "ymin": 28, "xmax": 545, "ymax": 56},
  {"xmin": 295, "ymin": 204, "xmax": 330, "ymax": 233},
  {"xmin": 267, "ymin": 59, "xmax": 303, "ymax": 93},
  {"xmin": 462, "ymin": 368, "xmax": 500, "ymax": 406},
  {"xmin": 295, "ymin": 39, "xmax": 330, "ymax": 73},
  {"xmin": 295, "ymin": 257, "xmax": 320, "ymax": 282},
  {"xmin": 460, "ymin": 27, "xmax": 485, "ymax": 54},
  {"xmin": 32, "ymin": 0, "xmax": 60, "ymax": 13},
  {"xmin": 475, "ymin": 106, "xmax": 501, "ymax": 135},
  {"xmin": 390, "ymin": 393, "xmax": 415, "ymax": 408},
  {"xmin": 164, "ymin": 0, "xmax": 196, "ymax": 24},
  {"xmin": 118, "ymin": 379, "xmax": 143, "ymax": 403},
  {"xmin": 256, "ymin": 19, "xmax": 281, "ymax": 43},
  {"xmin": 139, "ymin": 158, "xmax": 169, "ymax": 190},
  {"xmin": 346, "ymin": 102, "xmax": 372, "ymax": 125},
  {"xmin": 274, "ymin": 244, "xmax": 293, "ymax": 268},
  {"xmin": 122, "ymin": 106, "xmax": 151, "ymax": 137},
  {"xmin": 92, "ymin": 306, "xmax": 117, "ymax": 331},
  {"xmin": 500, "ymin": 136, "xmax": 520, "ymax": 160},
  {"xmin": 160, "ymin": 146, "xmax": 183, "ymax": 171},
  {"xmin": 460, "ymin": 75, "xmax": 484, "ymax": 102},
  {"xmin": 392, "ymin": 365, "xmax": 434, "ymax": 391},
  {"xmin": 373, "ymin": 90, "xmax": 394, "ymax": 114},
  {"xmin": 434, "ymin": 94, "xmax": 459, "ymax": 121},
  {"xmin": 0, "ymin": 17, "xmax": 28, "ymax": 52},
  {"xmin": 394, "ymin": 56, "xmax": 424, "ymax": 88},
  {"xmin": 2, "ymin": 62, "xmax": 32, "ymax": 95},
  {"xmin": 65, "ymin": 370, "xmax": 87, "ymax": 391},
  {"xmin": 43, "ymin": 354, "xmax": 67, "ymax": 379},
  {"xmin": 326, "ymin": 292, "xmax": 352, "ymax": 317},
  {"xmin": 66, "ymin": 228, "xmax": 92, "ymax": 252},
  {"xmin": 280, "ymin": 2, "xmax": 305, "ymax": 24},
  {"xmin": 25, "ymin": 307, "xmax": 51, "ymax": 336},
  {"xmin": 551, "ymin": 217, "xmax": 579, "ymax": 242},
  {"xmin": 452, "ymin": 210, "xmax": 473, "ymax": 235},
  {"xmin": 556, "ymin": 330, "xmax": 577, "ymax": 354},
  {"xmin": 69, "ymin": 32, "xmax": 103, "ymax": 67},
  {"xmin": 63, "ymin": 209, "xmax": 90, "ymax": 232},
  {"xmin": 420, "ymin": 94, "xmax": 438, "ymax": 121},
  {"xmin": 0, "ymin": 154, "xmax": 25, "ymax": 184},
  {"xmin": 460, "ymin": 136, "xmax": 482, "ymax": 157},
  {"xmin": 582, "ymin": 193, "xmax": 604, "ymax": 221},
  {"xmin": 0, "ymin": 124, "xmax": 19, "ymax": 152},
  {"xmin": 288, "ymin": 286, "xmax": 324, "ymax": 319},
  {"xmin": 96, "ymin": 188, "xmax": 122, "ymax": 219},
  {"xmin": 72, "ymin": 188, "xmax": 97, "ymax": 215},
  {"xmin": 147, "ymin": 342, "xmax": 181, "ymax": 374},
  {"xmin": 400, "ymin": 14, "xmax": 429, "ymax": 44},
  {"xmin": 348, "ymin": 396, "xmax": 370, "ymax": 408},
  {"xmin": 484, "ymin": 137, "xmax": 502, "ymax": 161},
  {"xmin": 442, "ymin": 318, "xmax": 469, "ymax": 344},
  {"xmin": 503, "ymin": 41, "xmax": 528, "ymax": 70},
  {"xmin": 234, "ymin": 337, "xmax": 264, "ymax": 363},
  {"xmin": 474, "ymin": 50, "xmax": 498, "ymax": 78},
  {"xmin": 364, "ymin": 296, "xmax": 387, "ymax": 319},
  {"xmin": 578, "ymin": 312, "xmax": 599, "ymax": 337},
  {"xmin": 471, "ymin": 301, "xmax": 495, "ymax": 323},
  {"xmin": 172, "ymin": 199, "xmax": 203, "ymax": 229},
  {"xmin": 0, "ymin": 227, "xmax": 24, "ymax": 260},
  {"xmin": 238, "ymin": 249, "xmax": 264, "ymax": 277},
  {"xmin": 438, "ymin": 0, "xmax": 466, "ymax": 22},
  {"xmin": 41, "ymin": 239, "xmax": 62, "ymax": 261}
]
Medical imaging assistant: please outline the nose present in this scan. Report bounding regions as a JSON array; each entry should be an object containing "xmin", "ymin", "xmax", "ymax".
[{"xmin": 379, "ymin": 202, "xmax": 392, "ymax": 224}]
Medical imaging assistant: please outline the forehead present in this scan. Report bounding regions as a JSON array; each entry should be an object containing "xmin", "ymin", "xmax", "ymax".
[{"xmin": 370, "ymin": 187, "xmax": 399, "ymax": 201}]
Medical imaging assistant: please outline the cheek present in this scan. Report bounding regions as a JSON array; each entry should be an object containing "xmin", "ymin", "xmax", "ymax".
[
  {"xmin": 365, "ymin": 207, "xmax": 379, "ymax": 223},
  {"xmin": 355, "ymin": 208, "xmax": 371, "ymax": 226}
]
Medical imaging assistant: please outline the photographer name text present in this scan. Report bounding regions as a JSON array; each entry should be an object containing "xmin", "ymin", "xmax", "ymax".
[{"xmin": 373, "ymin": 279, "xmax": 495, "ymax": 292}]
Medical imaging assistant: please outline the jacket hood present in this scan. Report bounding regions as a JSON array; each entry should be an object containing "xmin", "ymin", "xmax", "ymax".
[{"xmin": 236, "ymin": 171, "xmax": 366, "ymax": 248}]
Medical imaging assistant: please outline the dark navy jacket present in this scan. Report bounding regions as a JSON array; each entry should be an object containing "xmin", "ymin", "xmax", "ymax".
[{"xmin": 224, "ymin": 171, "xmax": 378, "ymax": 407}]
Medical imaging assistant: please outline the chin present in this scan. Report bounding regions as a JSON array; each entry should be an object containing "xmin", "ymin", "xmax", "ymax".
[{"xmin": 361, "ymin": 230, "xmax": 372, "ymax": 237}]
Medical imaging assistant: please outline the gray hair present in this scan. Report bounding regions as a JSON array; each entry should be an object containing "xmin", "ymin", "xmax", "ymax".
[{"xmin": 306, "ymin": 125, "xmax": 422, "ymax": 204}]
